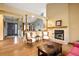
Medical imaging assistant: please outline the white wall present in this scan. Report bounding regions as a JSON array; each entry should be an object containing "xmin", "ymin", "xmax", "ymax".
[{"xmin": 0, "ymin": 14, "xmax": 3, "ymax": 40}]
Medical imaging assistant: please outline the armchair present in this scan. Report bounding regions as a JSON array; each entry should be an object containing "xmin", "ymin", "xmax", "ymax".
[
  {"xmin": 31, "ymin": 32, "xmax": 37, "ymax": 42},
  {"xmin": 42, "ymin": 31, "xmax": 49, "ymax": 41},
  {"xmin": 36, "ymin": 31, "xmax": 42, "ymax": 41},
  {"xmin": 26, "ymin": 32, "xmax": 32, "ymax": 46}
]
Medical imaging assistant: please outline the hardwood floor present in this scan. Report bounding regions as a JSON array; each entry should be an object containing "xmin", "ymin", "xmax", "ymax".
[
  {"xmin": 0, "ymin": 38, "xmax": 69, "ymax": 56},
  {"xmin": 0, "ymin": 39, "xmax": 48, "ymax": 56}
]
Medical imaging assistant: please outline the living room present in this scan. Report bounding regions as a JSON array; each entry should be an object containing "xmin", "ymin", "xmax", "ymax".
[{"xmin": 0, "ymin": 3, "xmax": 79, "ymax": 56}]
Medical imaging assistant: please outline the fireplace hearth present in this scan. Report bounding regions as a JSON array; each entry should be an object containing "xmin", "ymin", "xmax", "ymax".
[{"xmin": 54, "ymin": 30, "xmax": 64, "ymax": 40}]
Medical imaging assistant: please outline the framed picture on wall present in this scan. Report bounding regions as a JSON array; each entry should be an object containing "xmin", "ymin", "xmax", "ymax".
[{"xmin": 56, "ymin": 20, "xmax": 62, "ymax": 26}]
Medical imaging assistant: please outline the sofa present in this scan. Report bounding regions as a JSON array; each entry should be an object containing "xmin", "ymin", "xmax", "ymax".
[{"xmin": 66, "ymin": 42, "xmax": 79, "ymax": 56}]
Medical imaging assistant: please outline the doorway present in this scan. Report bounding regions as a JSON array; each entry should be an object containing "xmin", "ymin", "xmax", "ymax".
[{"xmin": 7, "ymin": 23, "xmax": 18, "ymax": 36}]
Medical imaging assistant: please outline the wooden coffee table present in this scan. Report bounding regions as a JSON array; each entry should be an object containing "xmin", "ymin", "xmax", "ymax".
[{"xmin": 37, "ymin": 42, "xmax": 62, "ymax": 56}]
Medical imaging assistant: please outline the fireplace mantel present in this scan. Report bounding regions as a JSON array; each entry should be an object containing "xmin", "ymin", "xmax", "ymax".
[{"xmin": 47, "ymin": 26, "xmax": 67, "ymax": 29}]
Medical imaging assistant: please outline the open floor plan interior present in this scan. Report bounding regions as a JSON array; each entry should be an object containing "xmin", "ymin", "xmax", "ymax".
[{"xmin": 0, "ymin": 3, "xmax": 79, "ymax": 56}]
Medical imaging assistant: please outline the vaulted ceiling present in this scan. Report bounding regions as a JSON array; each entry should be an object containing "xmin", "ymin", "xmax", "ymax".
[{"xmin": 3, "ymin": 3, "xmax": 47, "ymax": 16}]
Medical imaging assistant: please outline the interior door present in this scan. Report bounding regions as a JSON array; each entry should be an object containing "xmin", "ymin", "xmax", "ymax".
[{"xmin": 7, "ymin": 23, "xmax": 18, "ymax": 36}]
